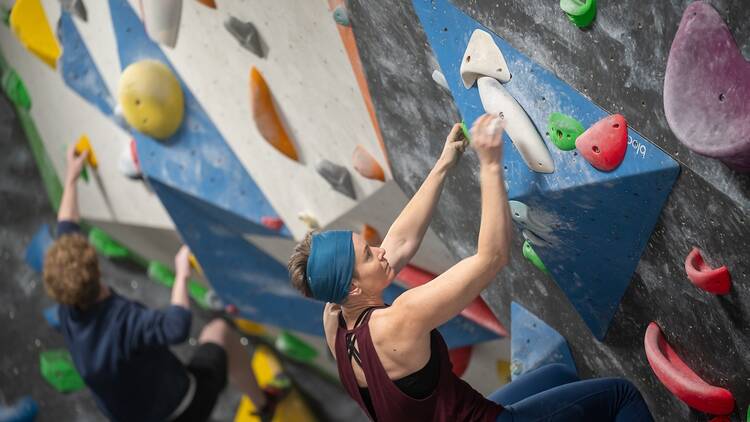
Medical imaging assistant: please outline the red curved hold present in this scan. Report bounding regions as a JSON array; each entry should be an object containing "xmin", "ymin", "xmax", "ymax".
[
  {"xmin": 685, "ymin": 247, "xmax": 731, "ymax": 295},
  {"xmin": 130, "ymin": 139, "xmax": 141, "ymax": 172},
  {"xmin": 575, "ymin": 114, "xmax": 628, "ymax": 172},
  {"xmin": 644, "ymin": 322, "xmax": 735, "ymax": 415},
  {"xmin": 261, "ymin": 216, "xmax": 284, "ymax": 231},
  {"xmin": 448, "ymin": 345, "xmax": 473, "ymax": 377}
]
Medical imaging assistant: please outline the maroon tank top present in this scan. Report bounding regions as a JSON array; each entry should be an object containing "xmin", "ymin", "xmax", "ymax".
[{"xmin": 335, "ymin": 308, "xmax": 503, "ymax": 421}]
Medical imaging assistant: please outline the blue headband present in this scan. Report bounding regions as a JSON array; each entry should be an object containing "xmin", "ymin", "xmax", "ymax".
[{"xmin": 306, "ymin": 231, "xmax": 355, "ymax": 303}]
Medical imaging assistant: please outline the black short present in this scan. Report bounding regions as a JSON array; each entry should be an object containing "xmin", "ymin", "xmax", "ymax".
[{"xmin": 174, "ymin": 342, "xmax": 228, "ymax": 422}]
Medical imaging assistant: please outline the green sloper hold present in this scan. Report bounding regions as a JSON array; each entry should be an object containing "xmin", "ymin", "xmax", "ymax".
[
  {"xmin": 88, "ymin": 228, "xmax": 130, "ymax": 259},
  {"xmin": 547, "ymin": 112, "xmax": 585, "ymax": 151},
  {"xmin": 522, "ymin": 240, "xmax": 549, "ymax": 274},
  {"xmin": 146, "ymin": 260, "xmax": 213, "ymax": 310},
  {"xmin": 40, "ymin": 350, "xmax": 85, "ymax": 393},
  {"xmin": 274, "ymin": 331, "xmax": 319, "ymax": 363},
  {"xmin": 560, "ymin": 0, "xmax": 596, "ymax": 28},
  {"xmin": 1, "ymin": 68, "xmax": 31, "ymax": 110}
]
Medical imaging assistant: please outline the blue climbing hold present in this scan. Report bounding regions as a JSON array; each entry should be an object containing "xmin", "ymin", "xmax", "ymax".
[
  {"xmin": 43, "ymin": 305, "xmax": 60, "ymax": 331},
  {"xmin": 0, "ymin": 396, "xmax": 38, "ymax": 422},
  {"xmin": 25, "ymin": 224, "xmax": 53, "ymax": 273}
]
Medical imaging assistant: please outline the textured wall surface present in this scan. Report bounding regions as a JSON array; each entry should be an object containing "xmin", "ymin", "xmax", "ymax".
[{"xmin": 349, "ymin": 0, "xmax": 749, "ymax": 419}]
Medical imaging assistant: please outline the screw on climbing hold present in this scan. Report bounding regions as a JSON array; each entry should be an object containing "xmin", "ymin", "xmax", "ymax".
[
  {"xmin": 460, "ymin": 120, "xmax": 471, "ymax": 143},
  {"xmin": 39, "ymin": 350, "xmax": 86, "ymax": 393},
  {"xmin": 460, "ymin": 29, "xmax": 511, "ymax": 88},
  {"xmin": 250, "ymin": 67, "xmax": 299, "ymax": 162},
  {"xmin": 575, "ymin": 114, "xmax": 628, "ymax": 171},
  {"xmin": 333, "ymin": 5, "xmax": 350, "ymax": 27},
  {"xmin": 10, "ymin": 0, "xmax": 62, "ymax": 68},
  {"xmin": 559, "ymin": 0, "xmax": 596, "ymax": 28},
  {"xmin": 189, "ymin": 254, "xmax": 204, "ymax": 276},
  {"xmin": 508, "ymin": 201, "xmax": 551, "ymax": 236},
  {"xmin": 139, "ymin": 0, "xmax": 182, "ymax": 48},
  {"xmin": 195, "ymin": 0, "xmax": 216, "ymax": 8},
  {"xmin": 448, "ymin": 346, "xmax": 473, "ymax": 377},
  {"xmin": 224, "ymin": 16, "xmax": 264, "ymax": 57},
  {"xmin": 431, "ymin": 69, "xmax": 449, "ymax": 91},
  {"xmin": 547, "ymin": 112, "xmax": 584, "ymax": 151},
  {"xmin": 88, "ymin": 228, "xmax": 130, "ymax": 259},
  {"xmin": 510, "ymin": 359, "xmax": 523, "ymax": 376},
  {"xmin": 261, "ymin": 216, "xmax": 284, "ymax": 231},
  {"xmin": 275, "ymin": 331, "xmax": 319, "ymax": 363},
  {"xmin": 118, "ymin": 141, "xmax": 141, "ymax": 179},
  {"xmin": 684, "ymin": 247, "xmax": 731, "ymax": 295},
  {"xmin": 352, "ymin": 145, "xmax": 385, "ymax": 181},
  {"xmin": 315, "ymin": 159, "xmax": 356, "ymax": 199},
  {"xmin": 0, "ymin": 396, "xmax": 38, "ymax": 421},
  {"xmin": 74, "ymin": 135, "xmax": 98, "ymax": 169},
  {"xmin": 1, "ymin": 69, "xmax": 31, "ymax": 110},
  {"xmin": 362, "ymin": 224, "xmax": 381, "ymax": 246},
  {"xmin": 298, "ymin": 212, "xmax": 320, "ymax": 230},
  {"xmin": 58, "ymin": 0, "xmax": 87, "ymax": 21},
  {"xmin": 523, "ymin": 240, "xmax": 549, "ymax": 274}
]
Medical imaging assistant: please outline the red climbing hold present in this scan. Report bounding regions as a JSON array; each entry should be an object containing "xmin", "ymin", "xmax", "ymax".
[
  {"xmin": 352, "ymin": 145, "xmax": 385, "ymax": 181},
  {"xmin": 396, "ymin": 265, "xmax": 507, "ymax": 337},
  {"xmin": 575, "ymin": 114, "xmax": 628, "ymax": 172},
  {"xmin": 684, "ymin": 247, "xmax": 731, "ymax": 295},
  {"xmin": 261, "ymin": 216, "xmax": 284, "ymax": 231},
  {"xmin": 448, "ymin": 345, "xmax": 473, "ymax": 377},
  {"xmin": 129, "ymin": 139, "xmax": 141, "ymax": 172},
  {"xmin": 709, "ymin": 416, "xmax": 730, "ymax": 422},
  {"xmin": 362, "ymin": 224, "xmax": 381, "ymax": 246},
  {"xmin": 644, "ymin": 322, "xmax": 735, "ymax": 415},
  {"xmin": 225, "ymin": 304, "xmax": 239, "ymax": 315}
]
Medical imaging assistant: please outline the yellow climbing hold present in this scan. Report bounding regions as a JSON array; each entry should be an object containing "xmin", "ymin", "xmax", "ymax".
[
  {"xmin": 188, "ymin": 254, "xmax": 204, "ymax": 276},
  {"xmin": 9, "ymin": 0, "xmax": 61, "ymax": 69},
  {"xmin": 234, "ymin": 318, "xmax": 267, "ymax": 336},
  {"xmin": 118, "ymin": 60, "xmax": 184, "ymax": 140},
  {"xmin": 74, "ymin": 135, "xmax": 98, "ymax": 169}
]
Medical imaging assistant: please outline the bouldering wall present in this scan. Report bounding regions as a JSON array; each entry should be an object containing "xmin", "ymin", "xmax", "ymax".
[{"xmin": 347, "ymin": 0, "xmax": 749, "ymax": 420}]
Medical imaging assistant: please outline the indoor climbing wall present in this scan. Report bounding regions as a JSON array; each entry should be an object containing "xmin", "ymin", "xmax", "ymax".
[{"xmin": 347, "ymin": 0, "xmax": 749, "ymax": 420}]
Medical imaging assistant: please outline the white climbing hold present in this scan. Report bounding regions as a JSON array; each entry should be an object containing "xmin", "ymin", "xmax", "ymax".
[
  {"xmin": 478, "ymin": 76, "xmax": 554, "ymax": 173},
  {"xmin": 460, "ymin": 29, "xmax": 511, "ymax": 89},
  {"xmin": 431, "ymin": 69, "xmax": 449, "ymax": 91},
  {"xmin": 59, "ymin": 0, "xmax": 87, "ymax": 21},
  {"xmin": 138, "ymin": 0, "xmax": 182, "ymax": 48},
  {"xmin": 118, "ymin": 144, "xmax": 140, "ymax": 179}
]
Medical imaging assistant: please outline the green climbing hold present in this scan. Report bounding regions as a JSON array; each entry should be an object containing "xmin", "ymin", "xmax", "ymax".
[
  {"xmin": 333, "ymin": 5, "xmax": 350, "ymax": 26},
  {"xmin": 747, "ymin": 404, "xmax": 749, "ymax": 422},
  {"xmin": 39, "ymin": 349, "xmax": 85, "ymax": 393},
  {"xmin": 1, "ymin": 68, "xmax": 31, "ymax": 110},
  {"xmin": 522, "ymin": 240, "xmax": 549, "ymax": 274},
  {"xmin": 147, "ymin": 260, "xmax": 215, "ymax": 310},
  {"xmin": 147, "ymin": 260, "xmax": 175, "ymax": 288},
  {"xmin": 559, "ymin": 0, "xmax": 596, "ymax": 28},
  {"xmin": 460, "ymin": 120, "xmax": 471, "ymax": 143},
  {"xmin": 1, "ymin": 7, "xmax": 10, "ymax": 26},
  {"xmin": 274, "ymin": 331, "xmax": 319, "ymax": 363},
  {"xmin": 547, "ymin": 112, "xmax": 584, "ymax": 151},
  {"xmin": 88, "ymin": 228, "xmax": 131, "ymax": 259}
]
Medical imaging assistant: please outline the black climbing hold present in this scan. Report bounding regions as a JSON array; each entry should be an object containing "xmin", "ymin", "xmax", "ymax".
[
  {"xmin": 59, "ymin": 0, "xmax": 87, "ymax": 22},
  {"xmin": 224, "ymin": 16, "xmax": 264, "ymax": 58},
  {"xmin": 315, "ymin": 159, "xmax": 356, "ymax": 199}
]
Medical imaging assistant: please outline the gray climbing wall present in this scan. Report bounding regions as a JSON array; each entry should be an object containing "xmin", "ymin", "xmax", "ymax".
[{"xmin": 347, "ymin": 0, "xmax": 750, "ymax": 420}]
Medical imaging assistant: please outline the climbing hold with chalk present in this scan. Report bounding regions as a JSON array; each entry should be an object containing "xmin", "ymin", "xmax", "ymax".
[
  {"xmin": 547, "ymin": 112, "xmax": 584, "ymax": 151},
  {"xmin": 250, "ymin": 67, "xmax": 299, "ymax": 162},
  {"xmin": 333, "ymin": 5, "xmax": 350, "ymax": 26},
  {"xmin": 684, "ymin": 247, "xmax": 731, "ymax": 295},
  {"xmin": 118, "ymin": 60, "xmax": 185, "ymax": 140},
  {"xmin": 225, "ymin": 16, "xmax": 264, "ymax": 57},
  {"xmin": 575, "ymin": 114, "xmax": 627, "ymax": 171},
  {"xmin": 9, "ymin": 0, "xmax": 61, "ymax": 68},
  {"xmin": 315, "ymin": 159, "xmax": 356, "ymax": 199},
  {"xmin": 460, "ymin": 29, "xmax": 511, "ymax": 88},
  {"xmin": 352, "ymin": 145, "xmax": 385, "ymax": 181},
  {"xmin": 559, "ymin": 0, "xmax": 596, "ymax": 28},
  {"xmin": 431, "ymin": 69, "xmax": 449, "ymax": 91},
  {"xmin": 138, "ymin": 0, "xmax": 182, "ymax": 48},
  {"xmin": 523, "ymin": 240, "xmax": 548, "ymax": 274},
  {"xmin": 58, "ymin": 0, "xmax": 87, "ymax": 21}
]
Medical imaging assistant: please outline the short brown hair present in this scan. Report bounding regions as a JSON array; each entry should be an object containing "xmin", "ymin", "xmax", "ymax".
[
  {"xmin": 288, "ymin": 231, "xmax": 314, "ymax": 297},
  {"xmin": 43, "ymin": 234, "xmax": 101, "ymax": 308}
]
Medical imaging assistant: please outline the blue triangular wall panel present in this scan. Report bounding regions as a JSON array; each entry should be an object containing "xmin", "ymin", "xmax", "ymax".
[{"xmin": 511, "ymin": 301, "xmax": 576, "ymax": 380}]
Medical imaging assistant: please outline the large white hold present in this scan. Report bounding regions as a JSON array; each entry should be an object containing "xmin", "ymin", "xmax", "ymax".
[
  {"xmin": 460, "ymin": 29, "xmax": 511, "ymax": 88},
  {"xmin": 477, "ymin": 76, "xmax": 554, "ymax": 173},
  {"xmin": 139, "ymin": 0, "xmax": 182, "ymax": 48}
]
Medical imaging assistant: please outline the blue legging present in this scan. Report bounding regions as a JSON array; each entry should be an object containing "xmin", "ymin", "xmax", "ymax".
[{"xmin": 488, "ymin": 364, "xmax": 654, "ymax": 421}]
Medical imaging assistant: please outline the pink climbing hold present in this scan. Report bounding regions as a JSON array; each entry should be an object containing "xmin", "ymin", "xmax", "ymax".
[
  {"xmin": 644, "ymin": 322, "xmax": 735, "ymax": 415},
  {"xmin": 129, "ymin": 139, "xmax": 141, "ymax": 172},
  {"xmin": 684, "ymin": 247, "xmax": 731, "ymax": 295},
  {"xmin": 575, "ymin": 114, "xmax": 628, "ymax": 172},
  {"xmin": 261, "ymin": 216, "xmax": 284, "ymax": 231},
  {"xmin": 664, "ymin": 2, "xmax": 750, "ymax": 172}
]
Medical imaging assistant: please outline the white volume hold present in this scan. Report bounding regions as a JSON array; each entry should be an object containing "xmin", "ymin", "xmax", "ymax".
[
  {"xmin": 460, "ymin": 29, "xmax": 511, "ymax": 88},
  {"xmin": 477, "ymin": 76, "xmax": 554, "ymax": 173},
  {"xmin": 139, "ymin": 0, "xmax": 183, "ymax": 48}
]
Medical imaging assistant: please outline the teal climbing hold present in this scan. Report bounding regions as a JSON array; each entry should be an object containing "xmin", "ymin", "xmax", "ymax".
[
  {"xmin": 1, "ymin": 68, "xmax": 31, "ymax": 110},
  {"xmin": 333, "ymin": 5, "xmax": 350, "ymax": 27},
  {"xmin": 88, "ymin": 228, "xmax": 130, "ymax": 259},
  {"xmin": 522, "ymin": 240, "xmax": 548, "ymax": 274},
  {"xmin": 547, "ymin": 112, "xmax": 584, "ymax": 151},
  {"xmin": 274, "ymin": 331, "xmax": 319, "ymax": 363},
  {"xmin": 39, "ymin": 349, "xmax": 85, "ymax": 393},
  {"xmin": 559, "ymin": 0, "xmax": 596, "ymax": 28}
]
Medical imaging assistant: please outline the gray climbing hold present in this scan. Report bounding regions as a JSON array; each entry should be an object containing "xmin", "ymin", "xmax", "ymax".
[
  {"xmin": 59, "ymin": 0, "xmax": 87, "ymax": 22},
  {"xmin": 509, "ymin": 201, "xmax": 551, "ymax": 235},
  {"xmin": 522, "ymin": 230, "xmax": 547, "ymax": 247},
  {"xmin": 333, "ymin": 5, "xmax": 350, "ymax": 27},
  {"xmin": 224, "ymin": 16, "xmax": 264, "ymax": 58},
  {"xmin": 316, "ymin": 159, "xmax": 356, "ymax": 199},
  {"xmin": 431, "ymin": 69, "xmax": 449, "ymax": 91}
]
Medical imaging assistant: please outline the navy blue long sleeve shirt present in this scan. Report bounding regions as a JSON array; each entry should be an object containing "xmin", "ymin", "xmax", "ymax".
[{"xmin": 56, "ymin": 222, "xmax": 193, "ymax": 421}]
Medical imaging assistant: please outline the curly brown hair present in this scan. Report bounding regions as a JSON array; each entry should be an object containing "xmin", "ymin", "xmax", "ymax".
[
  {"xmin": 43, "ymin": 234, "xmax": 101, "ymax": 308},
  {"xmin": 287, "ymin": 231, "xmax": 314, "ymax": 298}
]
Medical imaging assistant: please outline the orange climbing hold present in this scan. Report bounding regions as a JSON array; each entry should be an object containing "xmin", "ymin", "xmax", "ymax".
[
  {"xmin": 249, "ymin": 68, "xmax": 299, "ymax": 162},
  {"xmin": 362, "ymin": 224, "xmax": 381, "ymax": 246},
  {"xmin": 74, "ymin": 135, "xmax": 98, "ymax": 169},
  {"xmin": 685, "ymin": 247, "xmax": 731, "ymax": 295},
  {"xmin": 195, "ymin": 0, "xmax": 216, "ymax": 8},
  {"xmin": 352, "ymin": 145, "xmax": 385, "ymax": 181},
  {"xmin": 260, "ymin": 216, "xmax": 284, "ymax": 231}
]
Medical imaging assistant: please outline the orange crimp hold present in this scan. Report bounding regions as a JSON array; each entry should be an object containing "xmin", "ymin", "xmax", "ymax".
[
  {"xmin": 352, "ymin": 145, "xmax": 385, "ymax": 181},
  {"xmin": 249, "ymin": 67, "xmax": 298, "ymax": 162},
  {"xmin": 362, "ymin": 224, "xmax": 381, "ymax": 246},
  {"xmin": 196, "ymin": 0, "xmax": 216, "ymax": 8},
  {"xmin": 74, "ymin": 135, "xmax": 98, "ymax": 169}
]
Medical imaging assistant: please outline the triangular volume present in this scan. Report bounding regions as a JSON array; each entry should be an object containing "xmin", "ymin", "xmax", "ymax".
[
  {"xmin": 138, "ymin": 0, "xmax": 182, "ymax": 48},
  {"xmin": 250, "ymin": 67, "xmax": 299, "ymax": 161},
  {"xmin": 108, "ymin": 0, "xmax": 287, "ymax": 238},
  {"xmin": 412, "ymin": 0, "xmax": 679, "ymax": 340},
  {"xmin": 460, "ymin": 29, "xmax": 511, "ymax": 88},
  {"xmin": 510, "ymin": 302, "xmax": 576, "ymax": 380},
  {"xmin": 664, "ymin": 2, "xmax": 750, "ymax": 172},
  {"xmin": 9, "ymin": 0, "xmax": 61, "ymax": 68}
]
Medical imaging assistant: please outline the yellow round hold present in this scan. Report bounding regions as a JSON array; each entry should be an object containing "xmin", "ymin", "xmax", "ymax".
[{"xmin": 118, "ymin": 60, "xmax": 184, "ymax": 140}]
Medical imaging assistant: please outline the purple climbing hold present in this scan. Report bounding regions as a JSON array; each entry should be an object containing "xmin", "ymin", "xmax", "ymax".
[{"xmin": 664, "ymin": 2, "xmax": 750, "ymax": 172}]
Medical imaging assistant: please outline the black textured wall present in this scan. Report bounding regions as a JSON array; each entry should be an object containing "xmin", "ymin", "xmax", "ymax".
[{"xmin": 348, "ymin": 0, "xmax": 749, "ymax": 420}]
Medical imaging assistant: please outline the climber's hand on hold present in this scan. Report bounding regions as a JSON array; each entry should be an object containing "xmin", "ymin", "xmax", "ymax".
[
  {"xmin": 174, "ymin": 245, "xmax": 192, "ymax": 280},
  {"xmin": 470, "ymin": 113, "xmax": 505, "ymax": 167},
  {"xmin": 437, "ymin": 123, "xmax": 469, "ymax": 170},
  {"xmin": 65, "ymin": 143, "xmax": 89, "ymax": 184}
]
